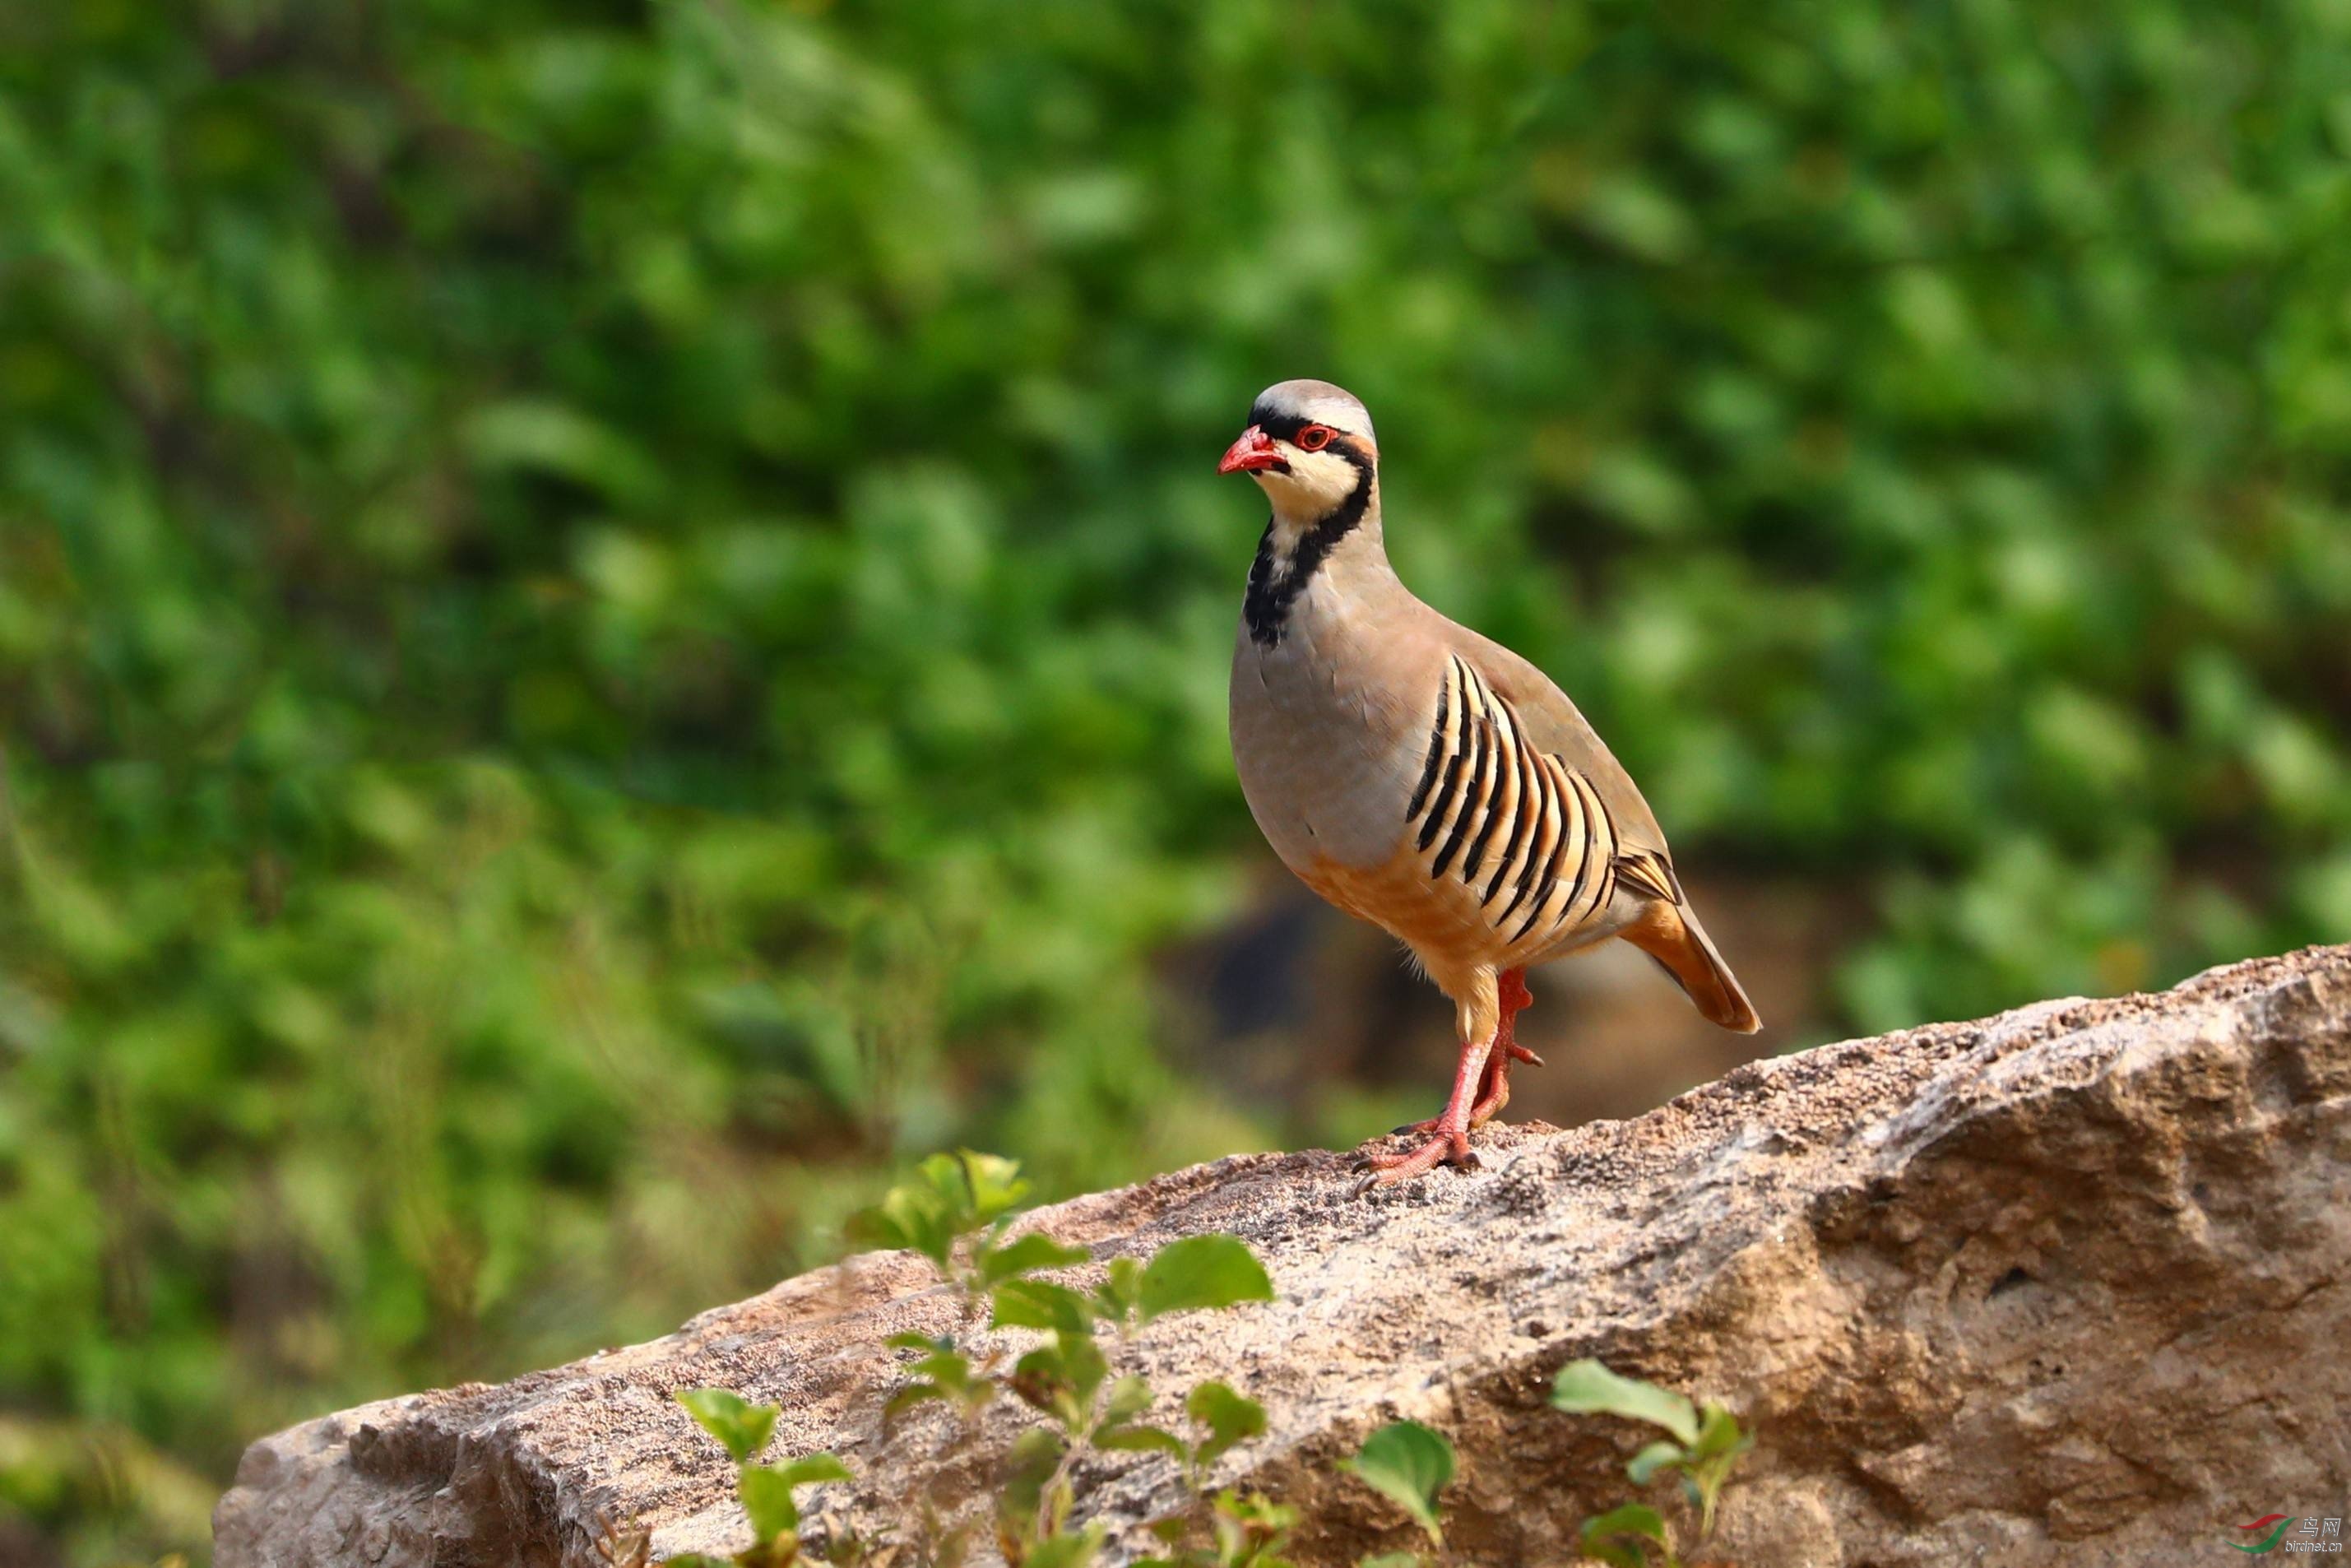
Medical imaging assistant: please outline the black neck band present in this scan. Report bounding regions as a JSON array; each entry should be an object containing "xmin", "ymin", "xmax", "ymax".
[{"xmin": 1242, "ymin": 443, "xmax": 1375, "ymax": 647}]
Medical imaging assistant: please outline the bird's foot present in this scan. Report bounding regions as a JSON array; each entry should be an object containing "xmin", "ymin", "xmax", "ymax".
[{"xmin": 1351, "ymin": 1126, "xmax": 1480, "ymax": 1192}]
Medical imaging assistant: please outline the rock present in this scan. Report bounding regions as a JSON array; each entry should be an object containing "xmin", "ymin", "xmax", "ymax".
[{"xmin": 213, "ymin": 945, "xmax": 2351, "ymax": 1567}]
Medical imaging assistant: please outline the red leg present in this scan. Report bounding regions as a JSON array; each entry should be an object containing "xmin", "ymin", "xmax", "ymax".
[
  {"xmin": 1393, "ymin": 968, "xmax": 1542, "ymax": 1135},
  {"xmin": 1354, "ymin": 1027, "xmax": 1494, "ymax": 1189},
  {"xmin": 1476, "ymin": 967, "xmax": 1542, "ymax": 1121}
]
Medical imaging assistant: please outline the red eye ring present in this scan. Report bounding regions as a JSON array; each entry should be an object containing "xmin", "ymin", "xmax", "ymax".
[{"xmin": 1296, "ymin": 424, "xmax": 1333, "ymax": 452}]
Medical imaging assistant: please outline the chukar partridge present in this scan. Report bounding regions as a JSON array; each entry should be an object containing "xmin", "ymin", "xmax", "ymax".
[{"xmin": 1219, "ymin": 380, "xmax": 1760, "ymax": 1187}]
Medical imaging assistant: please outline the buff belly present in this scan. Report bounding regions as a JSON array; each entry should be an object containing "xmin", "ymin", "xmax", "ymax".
[{"xmin": 1297, "ymin": 841, "xmax": 1635, "ymax": 984}]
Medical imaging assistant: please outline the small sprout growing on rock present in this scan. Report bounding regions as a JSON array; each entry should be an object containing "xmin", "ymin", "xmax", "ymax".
[
  {"xmin": 1551, "ymin": 1360, "xmax": 1755, "ymax": 1565},
  {"xmin": 1340, "ymin": 1420, "xmax": 1455, "ymax": 1552},
  {"xmin": 671, "ymin": 1386, "xmax": 852, "ymax": 1566},
  {"xmin": 676, "ymin": 1388, "xmax": 780, "ymax": 1464},
  {"xmin": 844, "ymin": 1150, "xmax": 1041, "ymax": 1295},
  {"xmin": 1579, "ymin": 1501, "xmax": 1672, "ymax": 1568},
  {"xmin": 849, "ymin": 1155, "xmax": 1279, "ymax": 1565},
  {"xmin": 1138, "ymin": 1490, "xmax": 1301, "ymax": 1568}
]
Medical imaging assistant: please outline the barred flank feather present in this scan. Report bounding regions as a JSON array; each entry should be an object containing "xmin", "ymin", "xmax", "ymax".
[{"xmin": 1403, "ymin": 656, "xmax": 1622, "ymax": 955}]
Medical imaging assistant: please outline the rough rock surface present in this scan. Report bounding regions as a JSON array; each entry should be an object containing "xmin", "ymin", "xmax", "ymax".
[{"xmin": 215, "ymin": 945, "xmax": 2351, "ymax": 1567}]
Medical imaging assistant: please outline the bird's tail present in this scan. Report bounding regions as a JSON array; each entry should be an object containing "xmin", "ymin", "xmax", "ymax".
[{"xmin": 1625, "ymin": 902, "xmax": 1761, "ymax": 1034}]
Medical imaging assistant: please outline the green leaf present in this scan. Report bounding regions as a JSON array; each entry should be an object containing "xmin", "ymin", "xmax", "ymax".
[
  {"xmin": 737, "ymin": 1463, "xmax": 800, "ymax": 1544},
  {"xmin": 1356, "ymin": 1556, "xmax": 1425, "ymax": 1568},
  {"xmin": 845, "ymin": 1185, "xmax": 954, "ymax": 1269},
  {"xmin": 1053, "ymin": 1329, "xmax": 1109, "ymax": 1406},
  {"xmin": 905, "ymin": 1348, "xmax": 972, "ymax": 1384},
  {"xmin": 1576, "ymin": 1539, "xmax": 1648, "ymax": 1568},
  {"xmin": 887, "ymin": 1345, "xmax": 993, "ymax": 1424},
  {"xmin": 1686, "ymin": 1403, "xmax": 1748, "ymax": 1461},
  {"xmin": 998, "ymin": 1427, "xmax": 1067, "ymax": 1526},
  {"xmin": 1185, "ymin": 1380, "xmax": 1267, "ymax": 1469},
  {"xmin": 771, "ymin": 1453, "xmax": 851, "ymax": 1489},
  {"xmin": 1216, "ymin": 1489, "xmax": 1299, "ymax": 1535},
  {"xmin": 1581, "ymin": 1501, "xmax": 1668, "ymax": 1562},
  {"xmin": 1625, "ymin": 1440, "xmax": 1686, "ymax": 1485},
  {"xmin": 1339, "ymin": 1421, "xmax": 1454, "ymax": 1547},
  {"xmin": 955, "ymin": 1151, "xmax": 1032, "ymax": 1226},
  {"xmin": 992, "ymin": 1278, "xmax": 1097, "ymax": 1334},
  {"xmin": 1010, "ymin": 1331, "xmax": 1111, "ymax": 1430},
  {"xmin": 675, "ymin": 1387, "xmax": 777, "ymax": 1462},
  {"xmin": 883, "ymin": 1383, "xmax": 950, "ymax": 1421},
  {"xmin": 1092, "ymin": 1256, "xmax": 1143, "ymax": 1320},
  {"xmin": 1549, "ymin": 1361, "xmax": 1699, "ymax": 1446},
  {"xmin": 978, "ymin": 1232, "xmax": 1092, "ymax": 1286},
  {"xmin": 1095, "ymin": 1423, "xmax": 1189, "ymax": 1458},
  {"xmin": 1022, "ymin": 1529, "xmax": 1105, "ymax": 1568},
  {"xmin": 1097, "ymin": 1374, "xmax": 1154, "ymax": 1427},
  {"xmin": 1681, "ymin": 1403, "xmax": 1755, "ymax": 1538},
  {"xmin": 885, "ymin": 1330, "xmax": 951, "ymax": 1352},
  {"xmin": 1134, "ymin": 1235, "xmax": 1274, "ymax": 1323},
  {"xmin": 732, "ymin": 1453, "xmax": 851, "ymax": 1545},
  {"xmin": 846, "ymin": 1152, "xmax": 1035, "ymax": 1273}
]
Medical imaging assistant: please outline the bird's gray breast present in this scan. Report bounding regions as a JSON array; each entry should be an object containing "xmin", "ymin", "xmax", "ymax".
[{"xmin": 1228, "ymin": 579, "xmax": 1424, "ymax": 873}]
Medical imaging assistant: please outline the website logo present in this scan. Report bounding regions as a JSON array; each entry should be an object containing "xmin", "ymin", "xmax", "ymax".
[{"xmin": 2228, "ymin": 1515, "xmax": 2344, "ymax": 1555}]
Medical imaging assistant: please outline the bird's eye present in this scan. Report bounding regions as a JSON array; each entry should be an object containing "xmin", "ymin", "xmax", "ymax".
[{"xmin": 1296, "ymin": 424, "xmax": 1333, "ymax": 451}]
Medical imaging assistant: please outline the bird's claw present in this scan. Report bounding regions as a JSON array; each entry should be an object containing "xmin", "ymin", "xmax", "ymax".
[{"xmin": 1349, "ymin": 1130, "xmax": 1481, "ymax": 1192}]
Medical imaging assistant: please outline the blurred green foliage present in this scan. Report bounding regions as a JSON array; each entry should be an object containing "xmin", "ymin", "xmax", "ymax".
[{"xmin": 2, "ymin": 0, "xmax": 2349, "ymax": 1561}]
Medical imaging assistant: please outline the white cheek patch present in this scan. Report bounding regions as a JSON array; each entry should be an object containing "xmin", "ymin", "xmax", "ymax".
[
  {"xmin": 1257, "ymin": 448, "xmax": 1358, "ymax": 508},
  {"xmin": 1291, "ymin": 447, "xmax": 1360, "ymax": 492},
  {"xmin": 1248, "ymin": 428, "xmax": 1374, "ymax": 560}
]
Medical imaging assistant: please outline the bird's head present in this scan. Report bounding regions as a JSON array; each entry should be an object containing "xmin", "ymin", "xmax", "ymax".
[{"xmin": 1217, "ymin": 379, "xmax": 1377, "ymax": 523}]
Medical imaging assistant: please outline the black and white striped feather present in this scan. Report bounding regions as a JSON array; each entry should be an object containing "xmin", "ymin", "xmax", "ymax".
[{"xmin": 1403, "ymin": 655, "xmax": 1678, "ymax": 953}]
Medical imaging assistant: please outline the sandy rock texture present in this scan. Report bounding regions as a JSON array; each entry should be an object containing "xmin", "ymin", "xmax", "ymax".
[{"xmin": 214, "ymin": 944, "xmax": 2351, "ymax": 1567}]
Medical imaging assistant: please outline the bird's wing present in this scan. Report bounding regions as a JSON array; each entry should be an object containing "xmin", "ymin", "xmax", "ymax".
[
  {"xmin": 1443, "ymin": 626, "xmax": 1759, "ymax": 1031},
  {"xmin": 1443, "ymin": 625, "xmax": 1672, "ymax": 863}
]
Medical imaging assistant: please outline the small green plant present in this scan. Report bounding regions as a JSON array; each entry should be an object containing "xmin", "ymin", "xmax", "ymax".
[
  {"xmin": 590, "ymin": 1164, "xmax": 1760, "ymax": 1568},
  {"xmin": 1135, "ymin": 1488, "xmax": 1301, "ymax": 1568},
  {"xmin": 661, "ymin": 1386, "xmax": 855, "ymax": 1566},
  {"xmin": 623, "ymin": 1165, "xmax": 1754, "ymax": 1568},
  {"xmin": 1139, "ymin": 1418, "xmax": 1460, "ymax": 1568},
  {"xmin": 1340, "ymin": 1421, "xmax": 1455, "ymax": 1556},
  {"xmin": 846, "ymin": 1152, "xmax": 1278, "ymax": 1567},
  {"xmin": 1551, "ymin": 1362, "xmax": 1754, "ymax": 1567}
]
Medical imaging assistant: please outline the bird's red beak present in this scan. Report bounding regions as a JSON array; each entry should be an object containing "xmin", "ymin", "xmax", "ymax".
[{"xmin": 1217, "ymin": 425, "xmax": 1285, "ymax": 475}]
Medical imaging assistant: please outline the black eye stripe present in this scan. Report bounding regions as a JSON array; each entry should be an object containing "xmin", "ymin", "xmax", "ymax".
[
  {"xmin": 1249, "ymin": 408, "xmax": 1359, "ymax": 446},
  {"xmin": 1245, "ymin": 415, "xmax": 1375, "ymax": 479}
]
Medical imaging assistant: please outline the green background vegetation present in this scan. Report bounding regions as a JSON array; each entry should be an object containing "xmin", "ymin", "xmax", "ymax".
[{"xmin": 4, "ymin": 0, "xmax": 2349, "ymax": 1561}]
